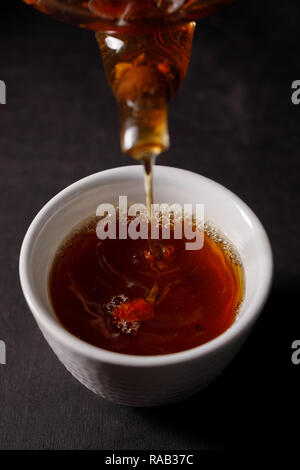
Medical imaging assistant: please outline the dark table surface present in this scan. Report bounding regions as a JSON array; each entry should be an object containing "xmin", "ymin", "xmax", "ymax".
[{"xmin": 0, "ymin": 0, "xmax": 299, "ymax": 450}]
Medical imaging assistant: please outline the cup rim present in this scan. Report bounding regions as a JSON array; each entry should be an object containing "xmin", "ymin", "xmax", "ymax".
[{"xmin": 19, "ymin": 165, "xmax": 273, "ymax": 367}]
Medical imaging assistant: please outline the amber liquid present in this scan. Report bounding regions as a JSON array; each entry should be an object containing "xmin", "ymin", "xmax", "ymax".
[
  {"xmin": 49, "ymin": 217, "xmax": 244, "ymax": 356},
  {"xmin": 25, "ymin": 1, "xmax": 241, "ymax": 354},
  {"xmin": 23, "ymin": 1, "xmax": 232, "ymax": 33},
  {"xmin": 23, "ymin": 0, "xmax": 232, "ymax": 212},
  {"xmin": 24, "ymin": 1, "xmax": 231, "ymax": 157}
]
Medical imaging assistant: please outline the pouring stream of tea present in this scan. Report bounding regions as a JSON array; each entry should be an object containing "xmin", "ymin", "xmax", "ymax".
[
  {"xmin": 95, "ymin": 23, "xmax": 196, "ymax": 218},
  {"xmin": 22, "ymin": 0, "xmax": 231, "ymax": 222}
]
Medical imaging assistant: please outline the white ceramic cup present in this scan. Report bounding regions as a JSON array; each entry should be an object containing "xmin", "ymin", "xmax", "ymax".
[{"xmin": 19, "ymin": 166, "xmax": 273, "ymax": 406}]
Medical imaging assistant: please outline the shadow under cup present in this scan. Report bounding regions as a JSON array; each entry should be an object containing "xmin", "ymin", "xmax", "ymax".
[{"xmin": 19, "ymin": 166, "xmax": 273, "ymax": 406}]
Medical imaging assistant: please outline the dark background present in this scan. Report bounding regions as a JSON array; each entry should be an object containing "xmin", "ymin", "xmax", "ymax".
[{"xmin": 0, "ymin": 0, "xmax": 299, "ymax": 450}]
